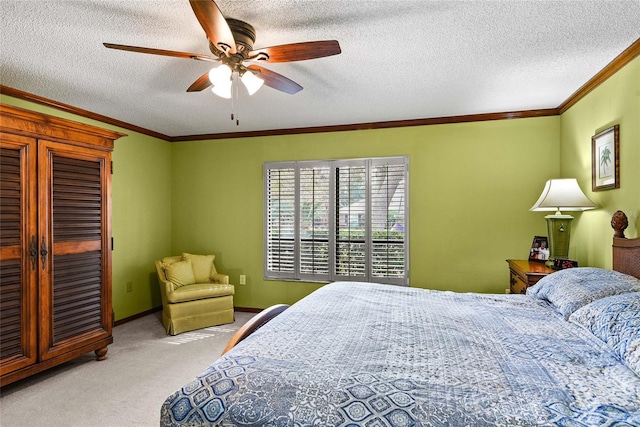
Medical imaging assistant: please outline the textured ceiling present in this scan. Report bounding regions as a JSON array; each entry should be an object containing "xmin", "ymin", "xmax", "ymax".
[{"xmin": 1, "ymin": 1, "xmax": 639, "ymax": 138}]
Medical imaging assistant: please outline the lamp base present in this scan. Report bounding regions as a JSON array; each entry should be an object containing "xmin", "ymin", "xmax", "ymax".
[{"xmin": 545, "ymin": 214, "xmax": 574, "ymax": 265}]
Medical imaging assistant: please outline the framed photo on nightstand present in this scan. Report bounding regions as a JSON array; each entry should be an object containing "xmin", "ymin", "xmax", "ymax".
[{"xmin": 529, "ymin": 236, "xmax": 549, "ymax": 262}]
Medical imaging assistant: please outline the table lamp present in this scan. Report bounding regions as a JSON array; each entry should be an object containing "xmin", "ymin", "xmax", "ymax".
[{"xmin": 530, "ymin": 179, "xmax": 596, "ymax": 266}]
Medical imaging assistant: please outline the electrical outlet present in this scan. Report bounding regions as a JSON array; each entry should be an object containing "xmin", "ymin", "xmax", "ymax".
[
  {"xmin": 239, "ymin": 275, "xmax": 246, "ymax": 285},
  {"xmin": 126, "ymin": 281, "xmax": 133, "ymax": 293}
]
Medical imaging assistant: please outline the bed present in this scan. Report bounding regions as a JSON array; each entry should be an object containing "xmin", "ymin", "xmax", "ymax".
[{"xmin": 161, "ymin": 212, "xmax": 640, "ymax": 426}]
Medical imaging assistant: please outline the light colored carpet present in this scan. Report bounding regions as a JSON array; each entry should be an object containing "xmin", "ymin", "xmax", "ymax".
[{"xmin": 0, "ymin": 311, "xmax": 255, "ymax": 427}]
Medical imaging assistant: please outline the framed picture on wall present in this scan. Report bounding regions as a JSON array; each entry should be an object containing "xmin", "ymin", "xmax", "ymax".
[
  {"xmin": 592, "ymin": 125, "xmax": 619, "ymax": 191},
  {"xmin": 529, "ymin": 236, "xmax": 549, "ymax": 262}
]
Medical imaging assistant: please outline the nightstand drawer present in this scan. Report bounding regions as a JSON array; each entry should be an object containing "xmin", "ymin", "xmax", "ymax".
[
  {"xmin": 506, "ymin": 259, "xmax": 555, "ymax": 294},
  {"xmin": 509, "ymin": 271, "xmax": 528, "ymax": 294}
]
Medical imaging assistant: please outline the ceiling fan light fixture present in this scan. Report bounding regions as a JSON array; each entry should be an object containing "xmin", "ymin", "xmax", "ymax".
[
  {"xmin": 211, "ymin": 82, "xmax": 232, "ymax": 99},
  {"xmin": 241, "ymin": 70, "xmax": 264, "ymax": 95},
  {"xmin": 209, "ymin": 64, "xmax": 232, "ymax": 98},
  {"xmin": 208, "ymin": 64, "xmax": 232, "ymax": 86}
]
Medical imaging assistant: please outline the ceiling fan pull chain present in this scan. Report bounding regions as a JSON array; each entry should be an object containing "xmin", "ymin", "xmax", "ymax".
[
  {"xmin": 234, "ymin": 72, "xmax": 240, "ymax": 125},
  {"xmin": 230, "ymin": 72, "xmax": 236, "ymax": 122}
]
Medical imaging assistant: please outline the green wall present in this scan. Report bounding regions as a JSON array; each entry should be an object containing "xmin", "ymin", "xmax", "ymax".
[
  {"xmin": 2, "ymin": 54, "xmax": 637, "ymax": 317},
  {"xmin": 171, "ymin": 117, "xmax": 560, "ymax": 307},
  {"xmin": 0, "ymin": 95, "xmax": 171, "ymax": 321},
  {"xmin": 560, "ymin": 55, "xmax": 640, "ymax": 267},
  {"xmin": 110, "ymin": 132, "xmax": 171, "ymax": 319}
]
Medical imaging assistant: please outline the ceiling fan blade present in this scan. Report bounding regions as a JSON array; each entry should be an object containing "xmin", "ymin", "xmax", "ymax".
[
  {"xmin": 189, "ymin": 0, "xmax": 236, "ymax": 54},
  {"xmin": 247, "ymin": 65, "xmax": 302, "ymax": 95},
  {"xmin": 103, "ymin": 43, "xmax": 216, "ymax": 62},
  {"xmin": 187, "ymin": 72, "xmax": 212, "ymax": 92},
  {"xmin": 248, "ymin": 40, "xmax": 341, "ymax": 63}
]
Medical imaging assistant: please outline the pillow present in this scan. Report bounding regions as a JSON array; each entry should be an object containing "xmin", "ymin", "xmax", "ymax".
[
  {"xmin": 161, "ymin": 256, "xmax": 182, "ymax": 265},
  {"xmin": 569, "ymin": 292, "xmax": 640, "ymax": 376},
  {"xmin": 164, "ymin": 259, "xmax": 196, "ymax": 288},
  {"xmin": 526, "ymin": 267, "xmax": 640, "ymax": 318},
  {"xmin": 182, "ymin": 253, "xmax": 216, "ymax": 283}
]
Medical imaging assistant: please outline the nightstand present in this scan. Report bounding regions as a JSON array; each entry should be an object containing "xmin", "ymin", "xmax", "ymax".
[{"xmin": 506, "ymin": 259, "xmax": 555, "ymax": 294}]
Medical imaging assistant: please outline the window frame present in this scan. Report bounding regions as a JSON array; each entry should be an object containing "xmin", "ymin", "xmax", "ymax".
[{"xmin": 264, "ymin": 156, "xmax": 409, "ymax": 286}]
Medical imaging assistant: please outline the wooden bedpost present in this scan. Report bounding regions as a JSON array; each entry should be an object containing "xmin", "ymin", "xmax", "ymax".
[
  {"xmin": 611, "ymin": 210, "xmax": 640, "ymax": 280},
  {"xmin": 611, "ymin": 210, "xmax": 628, "ymax": 238}
]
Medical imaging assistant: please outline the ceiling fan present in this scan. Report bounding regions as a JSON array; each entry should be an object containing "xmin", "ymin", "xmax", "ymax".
[{"xmin": 103, "ymin": 0, "xmax": 341, "ymax": 100}]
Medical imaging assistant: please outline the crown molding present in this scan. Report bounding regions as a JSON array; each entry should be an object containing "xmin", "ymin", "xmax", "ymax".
[
  {"xmin": 2, "ymin": 38, "xmax": 638, "ymax": 142},
  {"xmin": 0, "ymin": 84, "xmax": 559, "ymax": 141},
  {"xmin": 170, "ymin": 109, "xmax": 559, "ymax": 141},
  {"xmin": 0, "ymin": 85, "xmax": 171, "ymax": 141},
  {"xmin": 558, "ymin": 37, "xmax": 640, "ymax": 114}
]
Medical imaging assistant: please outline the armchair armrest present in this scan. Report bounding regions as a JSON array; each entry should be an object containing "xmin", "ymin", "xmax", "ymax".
[
  {"xmin": 162, "ymin": 279, "xmax": 176, "ymax": 293},
  {"xmin": 155, "ymin": 260, "xmax": 176, "ymax": 297},
  {"xmin": 212, "ymin": 273, "xmax": 229, "ymax": 284}
]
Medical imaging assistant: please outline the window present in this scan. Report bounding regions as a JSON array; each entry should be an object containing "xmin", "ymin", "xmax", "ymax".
[{"xmin": 265, "ymin": 157, "xmax": 408, "ymax": 285}]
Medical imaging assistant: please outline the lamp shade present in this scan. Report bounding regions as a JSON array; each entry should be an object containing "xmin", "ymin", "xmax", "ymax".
[{"xmin": 530, "ymin": 179, "xmax": 596, "ymax": 214}]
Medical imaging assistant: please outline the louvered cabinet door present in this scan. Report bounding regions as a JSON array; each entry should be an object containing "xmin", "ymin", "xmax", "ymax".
[
  {"xmin": 37, "ymin": 140, "xmax": 112, "ymax": 361},
  {"xmin": 0, "ymin": 133, "xmax": 38, "ymax": 376}
]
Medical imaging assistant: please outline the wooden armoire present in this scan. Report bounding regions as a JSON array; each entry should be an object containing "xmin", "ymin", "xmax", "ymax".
[{"xmin": 0, "ymin": 104, "xmax": 125, "ymax": 385}]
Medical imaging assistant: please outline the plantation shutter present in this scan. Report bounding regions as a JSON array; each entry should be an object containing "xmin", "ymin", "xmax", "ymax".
[
  {"xmin": 334, "ymin": 162, "xmax": 367, "ymax": 279},
  {"xmin": 265, "ymin": 165, "xmax": 296, "ymax": 277},
  {"xmin": 298, "ymin": 164, "xmax": 331, "ymax": 280},
  {"xmin": 264, "ymin": 157, "xmax": 408, "ymax": 285},
  {"xmin": 370, "ymin": 158, "xmax": 407, "ymax": 281}
]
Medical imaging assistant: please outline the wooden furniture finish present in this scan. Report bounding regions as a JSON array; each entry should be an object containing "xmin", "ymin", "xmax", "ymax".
[
  {"xmin": 222, "ymin": 304, "xmax": 289, "ymax": 355},
  {"xmin": 0, "ymin": 104, "xmax": 125, "ymax": 386},
  {"xmin": 611, "ymin": 210, "xmax": 640, "ymax": 280},
  {"xmin": 506, "ymin": 259, "xmax": 555, "ymax": 294},
  {"xmin": 613, "ymin": 237, "xmax": 640, "ymax": 280}
]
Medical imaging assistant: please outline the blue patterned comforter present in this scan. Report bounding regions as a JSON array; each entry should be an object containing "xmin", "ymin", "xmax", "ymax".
[{"xmin": 160, "ymin": 282, "xmax": 640, "ymax": 426}]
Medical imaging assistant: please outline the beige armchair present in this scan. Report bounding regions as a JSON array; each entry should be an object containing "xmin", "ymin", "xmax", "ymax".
[{"xmin": 155, "ymin": 253, "xmax": 234, "ymax": 335}]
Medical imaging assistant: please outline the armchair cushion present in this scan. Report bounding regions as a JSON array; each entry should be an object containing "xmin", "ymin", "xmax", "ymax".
[
  {"xmin": 182, "ymin": 253, "xmax": 217, "ymax": 283},
  {"xmin": 164, "ymin": 259, "xmax": 195, "ymax": 288},
  {"xmin": 167, "ymin": 283, "xmax": 235, "ymax": 304}
]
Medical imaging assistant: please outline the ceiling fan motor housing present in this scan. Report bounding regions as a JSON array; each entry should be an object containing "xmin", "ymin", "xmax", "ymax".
[{"xmin": 209, "ymin": 18, "xmax": 256, "ymax": 58}]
